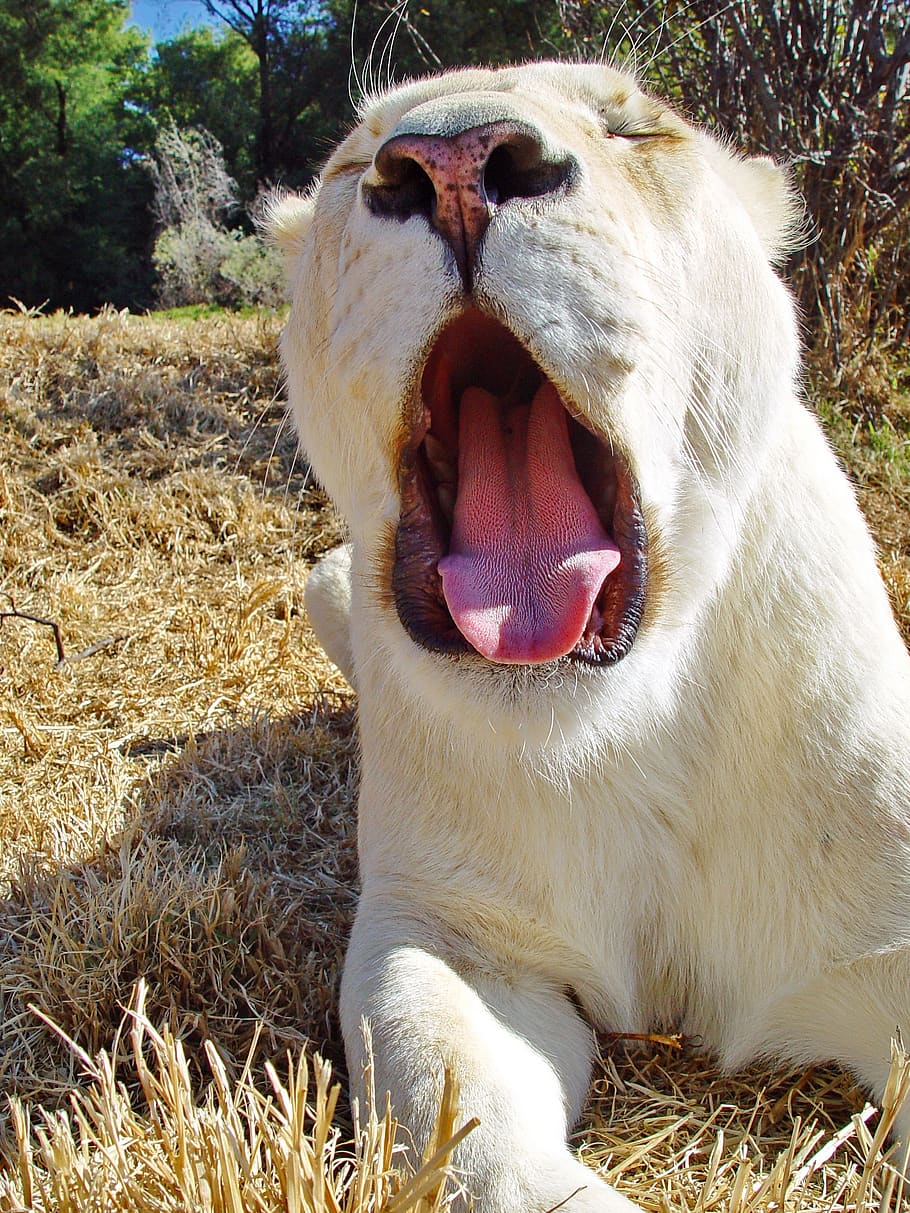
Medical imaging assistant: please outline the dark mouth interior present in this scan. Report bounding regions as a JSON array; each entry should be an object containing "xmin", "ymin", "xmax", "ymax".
[
  {"xmin": 393, "ymin": 308, "xmax": 646, "ymax": 665},
  {"xmin": 418, "ymin": 310, "xmax": 619, "ymax": 550}
]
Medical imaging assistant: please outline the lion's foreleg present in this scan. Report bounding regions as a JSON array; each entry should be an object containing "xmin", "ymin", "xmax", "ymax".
[
  {"xmin": 340, "ymin": 894, "xmax": 639, "ymax": 1212},
  {"xmin": 729, "ymin": 951, "xmax": 910, "ymax": 1148},
  {"xmin": 305, "ymin": 543, "xmax": 355, "ymax": 686}
]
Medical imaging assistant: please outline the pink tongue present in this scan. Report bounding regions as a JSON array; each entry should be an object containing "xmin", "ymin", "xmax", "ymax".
[{"xmin": 438, "ymin": 383, "xmax": 620, "ymax": 664}]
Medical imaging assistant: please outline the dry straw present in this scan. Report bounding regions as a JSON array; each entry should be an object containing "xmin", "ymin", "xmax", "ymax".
[
  {"xmin": 1, "ymin": 308, "xmax": 909, "ymax": 1210},
  {"xmin": 2, "ymin": 981, "xmax": 475, "ymax": 1213}
]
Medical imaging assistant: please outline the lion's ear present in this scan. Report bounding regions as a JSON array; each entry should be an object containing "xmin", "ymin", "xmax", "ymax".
[
  {"xmin": 734, "ymin": 155, "xmax": 807, "ymax": 263},
  {"xmin": 259, "ymin": 189, "xmax": 316, "ymax": 264},
  {"xmin": 710, "ymin": 148, "xmax": 807, "ymax": 264}
]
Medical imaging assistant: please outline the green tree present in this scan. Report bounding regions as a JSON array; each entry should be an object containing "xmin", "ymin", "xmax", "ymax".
[
  {"xmin": 196, "ymin": 0, "xmax": 335, "ymax": 185},
  {"xmin": 140, "ymin": 26, "xmax": 259, "ymax": 195},
  {"xmin": 343, "ymin": 0, "xmax": 562, "ymax": 78},
  {"xmin": 0, "ymin": 0, "xmax": 155, "ymax": 311}
]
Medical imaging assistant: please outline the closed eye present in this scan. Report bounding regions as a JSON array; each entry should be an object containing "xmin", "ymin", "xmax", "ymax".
[
  {"xmin": 324, "ymin": 159, "xmax": 372, "ymax": 180},
  {"xmin": 611, "ymin": 121, "xmax": 661, "ymax": 140}
]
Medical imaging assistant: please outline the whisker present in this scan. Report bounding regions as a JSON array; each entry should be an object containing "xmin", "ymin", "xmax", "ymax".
[
  {"xmin": 348, "ymin": 0, "xmax": 363, "ymax": 109},
  {"xmin": 381, "ymin": 2, "xmax": 408, "ymax": 93},
  {"xmin": 363, "ymin": 2, "xmax": 408, "ymax": 103},
  {"xmin": 638, "ymin": 0, "xmax": 736, "ymax": 78},
  {"xmin": 263, "ymin": 405, "xmax": 293, "ymax": 501},
  {"xmin": 233, "ymin": 387, "xmax": 280, "ymax": 481}
]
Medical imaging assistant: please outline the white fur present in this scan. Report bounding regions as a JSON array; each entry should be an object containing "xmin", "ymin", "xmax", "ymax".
[
  {"xmin": 274, "ymin": 62, "xmax": 910, "ymax": 1211},
  {"xmin": 304, "ymin": 543, "xmax": 355, "ymax": 682}
]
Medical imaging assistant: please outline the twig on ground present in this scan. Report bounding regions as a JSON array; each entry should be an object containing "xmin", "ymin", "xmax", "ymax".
[
  {"xmin": 0, "ymin": 602, "xmax": 66, "ymax": 664},
  {"xmin": 603, "ymin": 1032, "xmax": 684, "ymax": 1050},
  {"xmin": 66, "ymin": 636, "xmax": 126, "ymax": 664},
  {"xmin": 1, "ymin": 597, "xmax": 124, "ymax": 667}
]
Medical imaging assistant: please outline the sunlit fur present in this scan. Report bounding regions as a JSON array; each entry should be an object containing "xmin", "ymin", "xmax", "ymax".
[{"xmin": 272, "ymin": 62, "xmax": 910, "ymax": 1213}]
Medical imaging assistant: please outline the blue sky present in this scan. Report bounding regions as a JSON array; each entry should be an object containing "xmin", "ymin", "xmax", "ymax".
[{"xmin": 129, "ymin": 0, "xmax": 221, "ymax": 43}]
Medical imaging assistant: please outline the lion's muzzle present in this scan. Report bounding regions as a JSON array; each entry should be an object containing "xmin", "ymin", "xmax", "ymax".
[{"xmin": 362, "ymin": 94, "xmax": 578, "ymax": 290}]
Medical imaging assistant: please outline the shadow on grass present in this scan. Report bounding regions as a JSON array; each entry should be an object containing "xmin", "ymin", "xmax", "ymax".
[{"xmin": 0, "ymin": 694, "xmax": 359, "ymax": 1126}]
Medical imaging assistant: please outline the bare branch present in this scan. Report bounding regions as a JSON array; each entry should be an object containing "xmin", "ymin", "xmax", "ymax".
[
  {"xmin": 0, "ymin": 599, "xmax": 125, "ymax": 668},
  {"xmin": 1, "ymin": 605, "xmax": 66, "ymax": 664},
  {"xmin": 66, "ymin": 637, "xmax": 126, "ymax": 664}
]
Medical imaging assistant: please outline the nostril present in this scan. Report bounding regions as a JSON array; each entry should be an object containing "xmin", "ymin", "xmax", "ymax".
[
  {"xmin": 363, "ymin": 126, "xmax": 577, "ymax": 222},
  {"xmin": 483, "ymin": 138, "xmax": 577, "ymax": 206},
  {"xmin": 363, "ymin": 150, "xmax": 437, "ymax": 222},
  {"xmin": 361, "ymin": 122, "xmax": 578, "ymax": 290}
]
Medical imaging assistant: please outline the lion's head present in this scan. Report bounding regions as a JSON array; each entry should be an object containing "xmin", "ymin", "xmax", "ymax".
[{"xmin": 270, "ymin": 62, "xmax": 803, "ymax": 740}]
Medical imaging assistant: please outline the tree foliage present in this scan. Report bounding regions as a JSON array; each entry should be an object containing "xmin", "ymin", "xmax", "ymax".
[
  {"xmin": 0, "ymin": 0, "xmax": 155, "ymax": 311},
  {"xmin": 341, "ymin": 0, "xmax": 562, "ymax": 78},
  {"xmin": 138, "ymin": 26, "xmax": 259, "ymax": 193},
  {"xmin": 195, "ymin": 0, "xmax": 338, "ymax": 185},
  {"xmin": 0, "ymin": 0, "xmax": 906, "ymax": 355}
]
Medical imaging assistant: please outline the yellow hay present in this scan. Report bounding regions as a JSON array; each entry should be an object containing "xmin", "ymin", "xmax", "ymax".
[{"xmin": 1, "ymin": 308, "xmax": 909, "ymax": 1210}]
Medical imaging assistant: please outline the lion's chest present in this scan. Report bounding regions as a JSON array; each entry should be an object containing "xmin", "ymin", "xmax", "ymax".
[
  {"xmin": 362, "ymin": 740, "xmax": 677, "ymax": 1013},
  {"xmin": 358, "ymin": 724, "xmax": 840, "ymax": 1050}
]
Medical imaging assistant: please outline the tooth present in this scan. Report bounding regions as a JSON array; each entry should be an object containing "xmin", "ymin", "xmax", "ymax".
[{"xmin": 425, "ymin": 432, "xmax": 455, "ymax": 482}]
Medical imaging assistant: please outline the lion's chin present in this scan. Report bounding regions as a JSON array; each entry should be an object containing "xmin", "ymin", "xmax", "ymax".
[{"xmin": 392, "ymin": 308, "xmax": 648, "ymax": 668}]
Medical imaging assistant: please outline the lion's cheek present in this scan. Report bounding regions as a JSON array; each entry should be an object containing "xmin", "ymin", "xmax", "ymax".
[{"xmin": 286, "ymin": 206, "xmax": 446, "ymax": 538}]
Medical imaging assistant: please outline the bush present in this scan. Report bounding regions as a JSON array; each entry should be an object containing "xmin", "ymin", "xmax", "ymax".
[
  {"xmin": 218, "ymin": 229, "xmax": 286, "ymax": 308},
  {"xmin": 149, "ymin": 124, "xmax": 285, "ymax": 309},
  {"xmin": 152, "ymin": 218, "xmax": 233, "ymax": 308},
  {"xmin": 152, "ymin": 219, "xmax": 285, "ymax": 309},
  {"xmin": 556, "ymin": 0, "xmax": 910, "ymax": 364}
]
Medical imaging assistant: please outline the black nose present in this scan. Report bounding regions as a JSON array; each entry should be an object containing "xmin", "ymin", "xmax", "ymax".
[{"xmin": 363, "ymin": 118, "xmax": 577, "ymax": 289}]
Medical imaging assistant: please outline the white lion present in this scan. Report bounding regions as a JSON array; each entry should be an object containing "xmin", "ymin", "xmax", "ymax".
[{"xmin": 269, "ymin": 62, "xmax": 910, "ymax": 1212}]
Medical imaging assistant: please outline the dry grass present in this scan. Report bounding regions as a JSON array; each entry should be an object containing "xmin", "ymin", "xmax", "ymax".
[
  {"xmin": 1, "ymin": 306, "xmax": 909, "ymax": 1211},
  {"xmin": 809, "ymin": 345, "xmax": 910, "ymax": 645}
]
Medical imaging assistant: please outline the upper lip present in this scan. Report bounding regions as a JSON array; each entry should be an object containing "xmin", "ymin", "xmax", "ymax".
[{"xmin": 392, "ymin": 308, "xmax": 648, "ymax": 666}]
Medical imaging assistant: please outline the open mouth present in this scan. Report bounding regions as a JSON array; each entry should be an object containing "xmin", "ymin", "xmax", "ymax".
[{"xmin": 393, "ymin": 310, "xmax": 647, "ymax": 666}]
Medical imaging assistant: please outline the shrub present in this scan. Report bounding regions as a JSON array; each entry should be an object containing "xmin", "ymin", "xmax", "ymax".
[
  {"xmin": 149, "ymin": 124, "xmax": 284, "ymax": 308},
  {"xmin": 557, "ymin": 0, "xmax": 910, "ymax": 364},
  {"xmin": 218, "ymin": 229, "xmax": 286, "ymax": 308},
  {"xmin": 152, "ymin": 218, "xmax": 235, "ymax": 308}
]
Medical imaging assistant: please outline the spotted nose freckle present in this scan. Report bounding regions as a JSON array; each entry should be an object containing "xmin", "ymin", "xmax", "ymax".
[{"xmin": 362, "ymin": 118, "xmax": 577, "ymax": 290}]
